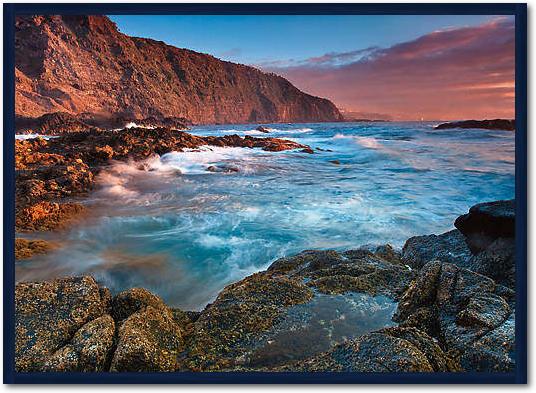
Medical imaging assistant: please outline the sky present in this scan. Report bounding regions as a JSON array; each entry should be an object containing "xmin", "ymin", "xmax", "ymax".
[{"xmin": 109, "ymin": 15, "xmax": 515, "ymax": 121}]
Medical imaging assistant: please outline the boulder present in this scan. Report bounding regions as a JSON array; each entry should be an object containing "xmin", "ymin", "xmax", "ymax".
[
  {"xmin": 394, "ymin": 261, "xmax": 515, "ymax": 372},
  {"xmin": 110, "ymin": 306, "xmax": 183, "ymax": 372},
  {"xmin": 43, "ymin": 315, "xmax": 115, "ymax": 372},
  {"xmin": 111, "ymin": 287, "xmax": 167, "ymax": 322},
  {"xmin": 454, "ymin": 199, "xmax": 515, "ymax": 254},
  {"xmin": 15, "ymin": 276, "xmax": 108, "ymax": 371}
]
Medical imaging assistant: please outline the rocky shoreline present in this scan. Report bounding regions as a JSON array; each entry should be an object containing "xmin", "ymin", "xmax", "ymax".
[
  {"xmin": 15, "ymin": 126, "xmax": 312, "ymax": 244},
  {"xmin": 15, "ymin": 199, "xmax": 516, "ymax": 372}
]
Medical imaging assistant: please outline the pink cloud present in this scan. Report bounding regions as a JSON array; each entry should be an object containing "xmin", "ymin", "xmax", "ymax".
[{"xmin": 261, "ymin": 18, "xmax": 515, "ymax": 121}]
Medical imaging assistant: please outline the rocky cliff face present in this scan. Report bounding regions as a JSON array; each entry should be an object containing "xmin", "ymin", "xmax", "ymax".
[{"xmin": 15, "ymin": 15, "xmax": 343, "ymax": 126}]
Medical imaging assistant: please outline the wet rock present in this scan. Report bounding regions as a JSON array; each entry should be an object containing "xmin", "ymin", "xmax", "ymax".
[
  {"xmin": 329, "ymin": 159, "xmax": 340, "ymax": 165},
  {"xmin": 300, "ymin": 147, "xmax": 315, "ymax": 154},
  {"xmin": 15, "ymin": 276, "xmax": 108, "ymax": 371},
  {"xmin": 454, "ymin": 199, "xmax": 515, "ymax": 254},
  {"xmin": 15, "ymin": 128, "xmax": 311, "ymax": 234},
  {"xmin": 15, "ymin": 238, "xmax": 57, "ymax": 260},
  {"xmin": 402, "ymin": 229, "xmax": 472, "ymax": 269},
  {"xmin": 110, "ymin": 305, "xmax": 183, "ymax": 372},
  {"xmin": 394, "ymin": 261, "xmax": 515, "ymax": 372},
  {"xmin": 471, "ymin": 237, "xmax": 515, "ymax": 288},
  {"xmin": 279, "ymin": 327, "xmax": 458, "ymax": 372},
  {"xmin": 43, "ymin": 315, "xmax": 115, "ymax": 372},
  {"xmin": 206, "ymin": 165, "xmax": 239, "ymax": 173},
  {"xmin": 255, "ymin": 126, "xmax": 270, "ymax": 133},
  {"xmin": 434, "ymin": 119, "xmax": 515, "ymax": 131},
  {"xmin": 185, "ymin": 272, "xmax": 314, "ymax": 370},
  {"xmin": 270, "ymin": 249, "xmax": 414, "ymax": 299},
  {"xmin": 111, "ymin": 287, "xmax": 167, "ymax": 322}
]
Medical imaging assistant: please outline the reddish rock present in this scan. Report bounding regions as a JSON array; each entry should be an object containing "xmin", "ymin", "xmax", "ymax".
[{"xmin": 15, "ymin": 15, "xmax": 343, "ymax": 126}]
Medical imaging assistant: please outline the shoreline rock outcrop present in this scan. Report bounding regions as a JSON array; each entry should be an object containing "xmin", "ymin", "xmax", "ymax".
[
  {"xmin": 434, "ymin": 119, "xmax": 515, "ymax": 131},
  {"xmin": 14, "ymin": 200, "xmax": 517, "ymax": 373},
  {"xmin": 15, "ymin": 127, "xmax": 312, "ymax": 233}
]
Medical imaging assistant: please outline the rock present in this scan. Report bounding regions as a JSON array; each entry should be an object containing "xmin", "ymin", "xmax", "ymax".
[
  {"xmin": 110, "ymin": 306, "xmax": 183, "ymax": 372},
  {"xmin": 402, "ymin": 229, "xmax": 472, "ymax": 269},
  {"xmin": 15, "ymin": 238, "xmax": 57, "ymax": 260},
  {"xmin": 206, "ymin": 165, "xmax": 239, "ymax": 173},
  {"xmin": 471, "ymin": 237, "xmax": 515, "ymax": 288},
  {"xmin": 16, "ymin": 201, "xmax": 86, "ymax": 232},
  {"xmin": 255, "ymin": 126, "xmax": 271, "ymax": 133},
  {"xmin": 394, "ymin": 261, "xmax": 515, "ymax": 372},
  {"xmin": 434, "ymin": 119, "xmax": 515, "ymax": 131},
  {"xmin": 454, "ymin": 200, "xmax": 516, "ymax": 288},
  {"xmin": 111, "ymin": 287, "xmax": 167, "ymax": 322},
  {"xmin": 185, "ymin": 272, "xmax": 314, "ymax": 371},
  {"xmin": 16, "ymin": 111, "xmax": 94, "ymax": 135},
  {"xmin": 15, "ymin": 127, "xmax": 311, "ymax": 233},
  {"xmin": 15, "ymin": 16, "xmax": 343, "ymax": 125},
  {"xmin": 15, "ymin": 276, "xmax": 108, "ymax": 371},
  {"xmin": 269, "ymin": 249, "xmax": 414, "ymax": 299},
  {"xmin": 300, "ymin": 147, "xmax": 315, "ymax": 154},
  {"xmin": 279, "ymin": 327, "xmax": 458, "ymax": 372},
  {"xmin": 454, "ymin": 200, "xmax": 515, "ymax": 254},
  {"xmin": 43, "ymin": 315, "xmax": 115, "ymax": 372},
  {"xmin": 329, "ymin": 159, "xmax": 340, "ymax": 165}
]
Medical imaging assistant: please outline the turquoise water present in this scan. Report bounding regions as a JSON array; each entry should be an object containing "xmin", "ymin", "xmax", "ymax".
[{"xmin": 16, "ymin": 122, "xmax": 515, "ymax": 309}]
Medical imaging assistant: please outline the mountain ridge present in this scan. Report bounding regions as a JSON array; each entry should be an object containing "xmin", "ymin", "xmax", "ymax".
[{"xmin": 15, "ymin": 15, "xmax": 343, "ymax": 126}]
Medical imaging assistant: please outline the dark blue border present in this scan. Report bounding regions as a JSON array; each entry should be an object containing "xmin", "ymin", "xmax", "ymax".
[{"xmin": 3, "ymin": 3, "xmax": 528, "ymax": 385}]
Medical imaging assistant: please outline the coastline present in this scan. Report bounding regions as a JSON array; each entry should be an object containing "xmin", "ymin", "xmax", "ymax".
[{"xmin": 15, "ymin": 196, "xmax": 516, "ymax": 372}]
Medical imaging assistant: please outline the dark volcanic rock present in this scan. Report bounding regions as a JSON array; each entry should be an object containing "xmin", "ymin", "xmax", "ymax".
[
  {"xmin": 15, "ymin": 15, "xmax": 343, "ymax": 125},
  {"xmin": 454, "ymin": 199, "xmax": 515, "ymax": 254},
  {"xmin": 394, "ymin": 261, "xmax": 515, "ymax": 372},
  {"xmin": 15, "ymin": 276, "xmax": 109, "ymax": 371},
  {"xmin": 402, "ymin": 229, "xmax": 472, "ymax": 269},
  {"xmin": 454, "ymin": 200, "xmax": 515, "ymax": 288},
  {"xmin": 434, "ymin": 119, "xmax": 515, "ymax": 131}
]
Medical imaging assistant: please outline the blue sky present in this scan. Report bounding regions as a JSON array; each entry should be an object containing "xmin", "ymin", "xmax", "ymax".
[{"xmin": 108, "ymin": 15, "xmax": 497, "ymax": 65}]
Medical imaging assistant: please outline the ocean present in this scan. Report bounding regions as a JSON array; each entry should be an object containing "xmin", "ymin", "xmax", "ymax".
[{"xmin": 15, "ymin": 122, "xmax": 515, "ymax": 310}]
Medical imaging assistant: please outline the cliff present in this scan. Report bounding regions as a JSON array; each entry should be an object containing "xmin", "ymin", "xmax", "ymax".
[{"xmin": 15, "ymin": 15, "xmax": 343, "ymax": 126}]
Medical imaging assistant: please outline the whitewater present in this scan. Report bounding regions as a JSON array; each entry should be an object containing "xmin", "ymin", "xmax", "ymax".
[{"xmin": 15, "ymin": 122, "xmax": 515, "ymax": 310}]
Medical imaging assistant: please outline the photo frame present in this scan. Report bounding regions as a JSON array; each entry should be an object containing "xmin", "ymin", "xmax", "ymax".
[{"xmin": 3, "ymin": 2, "xmax": 527, "ymax": 384}]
